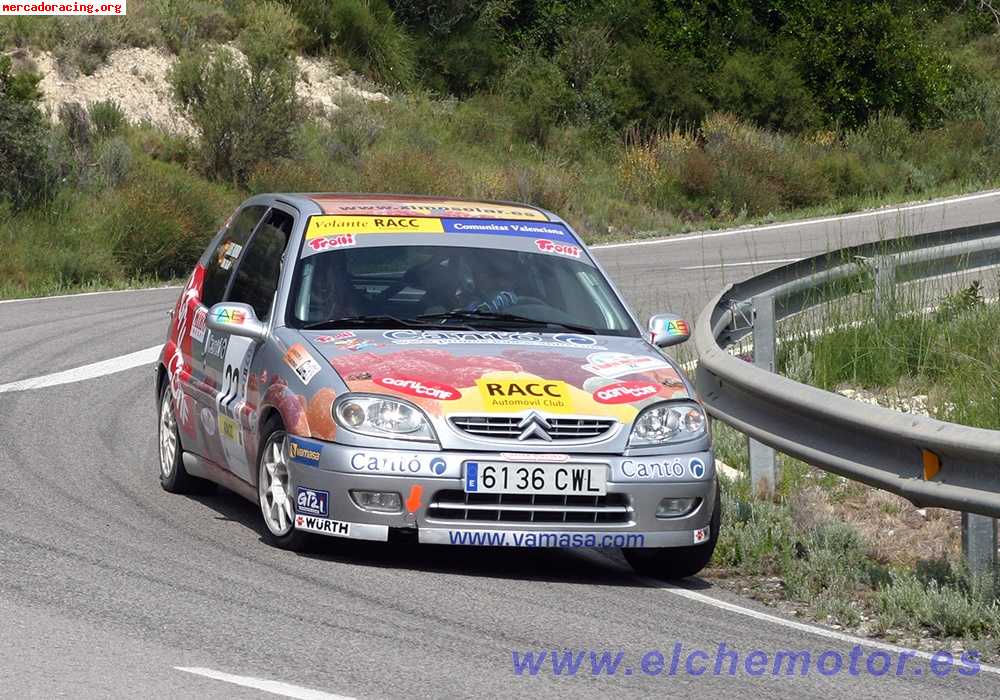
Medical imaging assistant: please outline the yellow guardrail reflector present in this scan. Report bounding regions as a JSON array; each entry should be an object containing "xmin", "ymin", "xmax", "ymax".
[{"xmin": 922, "ymin": 449, "xmax": 941, "ymax": 480}]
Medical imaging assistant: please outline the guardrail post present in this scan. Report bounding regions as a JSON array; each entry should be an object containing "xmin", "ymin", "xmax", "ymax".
[
  {"xmin": 873, "ymin": 256, "xmax": 896, "ymax": 316},
  {"xmin": 962, "ymin": 513, "xmax": 997, "ymax": 592},
  {"xmin": 749, "ymin": 294, "xmax": 777, "ymax": 497}
]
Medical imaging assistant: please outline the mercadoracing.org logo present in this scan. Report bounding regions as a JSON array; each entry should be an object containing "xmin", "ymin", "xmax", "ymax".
[{"xmin": 1, "ymin": 1, "xmax": 126, "ymax": 14}]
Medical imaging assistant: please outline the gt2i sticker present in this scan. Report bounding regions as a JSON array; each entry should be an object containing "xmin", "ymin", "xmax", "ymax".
[
  {"xmin": 306, "ymin": 216, "xmax": 445, "ymax": 239},
  {"xmin": 288, "ymin": 437, "xmax": 323, "ymax": 468},
  {"xmin": 283, "ymin": 344, "xmax": 321, "ymax": 385},
  {"xmin": 477, "ymin": 378, "xmax": 572, "ymax": 413},
  {"xmin": 535, "ymin": 239, "xmax": 581, "ymax": 258},
  {"xmin": 296, "ymin": 487, "xmax": 329, "ymax": 517},
  {"xmin": 582, "ymin": 352, "xmax": 669, "ymax": 379},
  {"xmin": 592, "ymin": 380, "xmax": 660, "ymax": 404},
  {"xmin": 295, "ymin": 514, "xmax": 350, "ymax": 537},
  {"xmin": 374, "ymin": 375, "xmax": 460, "ymax": 401}
]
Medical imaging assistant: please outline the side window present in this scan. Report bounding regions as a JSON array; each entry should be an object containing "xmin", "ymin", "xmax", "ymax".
[
  {"xmin": 201, "ymin": 205, "xmax": 267, "ymax": 307},
  {"xmin": 227, "ymin": 209, "xmax": 294, "ymax": 320}
]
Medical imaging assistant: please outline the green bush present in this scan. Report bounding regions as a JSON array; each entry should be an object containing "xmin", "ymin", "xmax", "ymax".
[
  {"xmin": 287, "ymin": 0, "xmax": 414, "ymax": 88},
  {"xmin": 712, "ymin": 49, "xmax": 822, "ymax": 133},
  {"xmin": 0, "ymin": 55, "xmax": 55, "ymax": 208},
  {"xmin": 498, "ymin": 49, "xmax": 572, "ymax": 145},
  {"xmin": 104, "ymin": 157, "xmax": 237, "ymax": 277},
  {"xmin": 170, "ymin": 3, "xmax": 301, "ymax": 184},
  {"xmin": 150, "ymin": 0, "xmax": 238, "ymax": 53},
  {"xmin": 89, "ymin": 99, "xmax": 127, "ymax": 139}
]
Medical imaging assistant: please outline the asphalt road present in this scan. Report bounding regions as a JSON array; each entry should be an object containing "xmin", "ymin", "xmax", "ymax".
[{"xmin": 2, "ymin": 191, "xmax": 1000, "ymax": 699}]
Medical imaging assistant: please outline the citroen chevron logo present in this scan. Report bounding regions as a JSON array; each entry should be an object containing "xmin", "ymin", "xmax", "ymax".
[{"xmin": 517, "ymin": 411, "xmax": 552, "ymax": 441}]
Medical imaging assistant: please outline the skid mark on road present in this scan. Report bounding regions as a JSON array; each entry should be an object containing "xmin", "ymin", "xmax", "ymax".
[
  {"xmin": 175, "ymin": 667, "xmax": 356, "ymax": 700},
  {"xmin": 0, "ymin": 345, "xmax": 162, "ymax": 393}
]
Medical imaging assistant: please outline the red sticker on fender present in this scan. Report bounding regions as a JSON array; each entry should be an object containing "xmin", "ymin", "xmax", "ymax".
[
  {"xmin": 592, "ymin": 380, "xmax": 661, "ymax": 404},
  {"xmin": 374, "ymin": 375, "xmax": 461, "ymax": 401}
]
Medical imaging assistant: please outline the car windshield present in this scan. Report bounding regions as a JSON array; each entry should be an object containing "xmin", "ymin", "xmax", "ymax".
[{"xmin": 288, "ymin": 245, "xmax": 639, "ymax": 336}]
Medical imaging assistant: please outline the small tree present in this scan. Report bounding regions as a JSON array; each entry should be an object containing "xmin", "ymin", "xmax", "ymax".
[
  {"xmin": 170, "ymin": 2, "xmax": 302, "ymax": 184},
  {"xmin": 0, "ymin": 55, "xmax": 55, "ymax": 208}
]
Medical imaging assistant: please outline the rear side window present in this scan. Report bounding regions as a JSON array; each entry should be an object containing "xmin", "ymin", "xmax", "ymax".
[
  {"xmin": 201, "ymin": 205, "xmax": 267, "ymax": 307},
  {"xmin": 227, "ymin": 209, "xmax": 294, "ymax": 320}
]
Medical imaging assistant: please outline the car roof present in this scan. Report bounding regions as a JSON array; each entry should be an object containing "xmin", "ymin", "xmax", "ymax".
[{"xmin": 269, "ymin": 193, "xmax": 556, "ymax": 223}]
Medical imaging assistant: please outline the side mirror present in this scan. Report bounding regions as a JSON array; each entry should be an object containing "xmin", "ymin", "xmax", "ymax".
[
  {"xmin": 206, "ymin": 302, "xmax": 267, "ymax": 342},
  {"xmin": 648, "ymin": 313, "xmax": 691, "ymax": 348}
]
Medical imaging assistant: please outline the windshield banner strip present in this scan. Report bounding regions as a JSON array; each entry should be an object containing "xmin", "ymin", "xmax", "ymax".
[
  {"xmin": 440, "ymin": 218, "xmax": 570, "ymax": 239},
  {"xmin": 306, "ymin": 216, "xmax": 445, "ymax": 238},
  {"xmin": 306, "ymin": 216, "xmax": 570, "ymax": 241}
]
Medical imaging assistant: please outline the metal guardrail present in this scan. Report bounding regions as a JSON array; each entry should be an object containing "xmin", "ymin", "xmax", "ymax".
[{"xmin": 694, "ymin": 222, "xmax": 1000, "ymax": 577}]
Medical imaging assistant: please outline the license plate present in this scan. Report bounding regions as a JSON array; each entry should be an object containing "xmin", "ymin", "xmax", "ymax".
[{"xmin": 464, "ymin": 462, "xmax": 606, "ymax": 495}]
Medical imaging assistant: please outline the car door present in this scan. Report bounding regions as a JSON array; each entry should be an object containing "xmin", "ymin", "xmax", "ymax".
[
  {"xmin": 204, "ymin": 206, "xmax": 295, "ymax": 482},
  {"xmin": 186, "ymin": 204, "xmax": 268, "ymax": 465}
]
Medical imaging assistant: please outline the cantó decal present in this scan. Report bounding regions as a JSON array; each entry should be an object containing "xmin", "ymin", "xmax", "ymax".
[{"xmin": 383, "ymin": 330, "xmax": 601, "ymax": 348}]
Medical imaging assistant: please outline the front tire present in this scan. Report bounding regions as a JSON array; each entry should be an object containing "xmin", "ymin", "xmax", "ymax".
[
  {"xmin": 257, "ymin": 419, "xmax": 309, "ymax": 551},
  {"xmin": 623, "ymin": 480, "xmax": 722, "ymax": 579},
  {"xmin": 158, "ymin": 383, "xmax": 195, "ymax": 493}
]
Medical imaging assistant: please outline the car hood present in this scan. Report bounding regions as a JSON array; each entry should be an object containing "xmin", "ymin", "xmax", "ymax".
[{"xmin": 301, "ymin": 329, "xmax": 691, "ymax": 423}]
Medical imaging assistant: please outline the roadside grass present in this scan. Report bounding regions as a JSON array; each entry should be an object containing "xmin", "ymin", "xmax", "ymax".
[
  {"xmin": 710, "ymin": 424, "xmax": 999, "ymax": 653},
  {"xmin": 706, "ymin": 271, "xmax": 1000, "ymax": 653}
]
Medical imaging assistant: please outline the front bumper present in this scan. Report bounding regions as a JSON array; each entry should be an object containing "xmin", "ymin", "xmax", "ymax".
[{"xmin": 288, "ymin": 440, "xmax": 717, "ymax": 549}]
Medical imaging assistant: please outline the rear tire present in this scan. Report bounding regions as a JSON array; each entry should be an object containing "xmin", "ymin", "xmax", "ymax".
[
  {"xmin": 623, "ymin": 480, "xmax": 721, "ymax": 580},
  {"xmin": 158, "ymin": 383, "xmax": 195, "ymax": 494},
  {"xmin": 257, "ymin": 418, "xmax": 310, "ymax": 551}
]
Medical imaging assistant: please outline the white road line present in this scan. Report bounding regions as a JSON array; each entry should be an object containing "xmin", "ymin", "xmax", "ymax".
[
  {"xmin": 175, "ymin": 667, "xmax": 355, "ymax": 700},
  {"xmin": 651, "ymin": 580, "xmax": 1000, "ymax": 676},
  {"xmin": 0, "ymin": 285, "xmax": 181, "ymax": 305},
  {"xmin": 592, "ymin": 189, "xmax": 1000, "ymax": 250},
  {"xmin": 680, "ymin": 258, "xmax": 801, "ymax": 271},
  {"xmin": 0, "ymin": 345, "xmax": 163, "ymax": 393}
]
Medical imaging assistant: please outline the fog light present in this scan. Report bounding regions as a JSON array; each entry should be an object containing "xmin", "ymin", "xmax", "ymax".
[
  {"xmin": 656, "ymin": 497, "xmax": 698, "ymax": 518},
  {"xmin": 351, "ymin": 490, "xmax": 403, "ymax": 513}
]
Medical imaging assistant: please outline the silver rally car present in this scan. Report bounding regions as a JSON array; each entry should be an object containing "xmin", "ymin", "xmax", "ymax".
[{"xmin": 157, "ymin": 194, "xmax": 719, "ymax": 577}]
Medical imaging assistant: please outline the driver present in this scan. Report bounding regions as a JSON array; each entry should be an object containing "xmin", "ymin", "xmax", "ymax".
[{"xmin": 464, "ymin": 253, "xmax": 520, "ymax": 313}]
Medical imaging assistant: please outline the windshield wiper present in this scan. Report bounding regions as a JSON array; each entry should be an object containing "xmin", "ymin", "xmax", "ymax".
[
  {"xmin": 416, "ymin": 310, "xmax": 597, "ymax": 335},
  {"xmin": 301, "ymin": 314, "xmax": 467, "ymax": 331}
]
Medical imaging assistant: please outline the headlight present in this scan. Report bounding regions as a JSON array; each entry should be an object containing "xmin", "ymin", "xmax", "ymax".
[
  {"xmin": 628, "ymin": 402, "xmax": 706, "ymax": 447},
  {"xmin": 334, "ymin": 395, "xmax": 436, "ymax": 441}
]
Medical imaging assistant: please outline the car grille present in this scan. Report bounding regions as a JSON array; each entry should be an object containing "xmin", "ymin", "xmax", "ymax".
[
  {"xmin": 426, "ymin": 490, "xmax": 632, "ymax": 524},
  {"xmin": 449, "ymin": 416, "xmax": 617, "ymax": 441}
]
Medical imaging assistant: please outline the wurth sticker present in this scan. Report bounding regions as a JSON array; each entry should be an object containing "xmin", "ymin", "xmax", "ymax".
[{"xmin": 295, "ymin": 513, "xmax": 351, "ymax": 537}]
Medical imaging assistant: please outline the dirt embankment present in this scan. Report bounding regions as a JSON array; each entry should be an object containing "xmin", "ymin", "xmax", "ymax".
[{"xmin": 10, "ymin": 45, "xmax": 389, "ymax": 134}]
